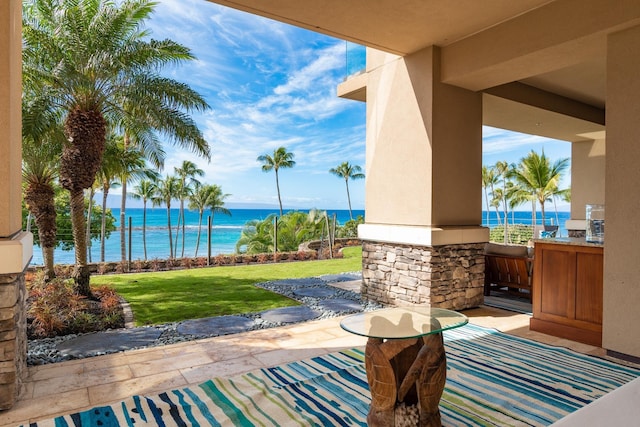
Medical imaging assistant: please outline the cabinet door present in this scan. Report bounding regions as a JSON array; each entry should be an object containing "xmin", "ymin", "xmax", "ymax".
[
  {"xmin": 575, "ymin": 252, "xmax": 603, "ymax": 325},
  {"xmin": 538, "ymin": 247, "xmax": 574, "ymax": 318}
]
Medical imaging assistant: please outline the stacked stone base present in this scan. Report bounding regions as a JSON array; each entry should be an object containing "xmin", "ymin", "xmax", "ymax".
[
  {"xmin": 361, "ymin": 241, "xmax": 485, "ymax": 310},
  {"xmin": 0, "ymin": 272, "xmax": 26, "ymax": 410}
]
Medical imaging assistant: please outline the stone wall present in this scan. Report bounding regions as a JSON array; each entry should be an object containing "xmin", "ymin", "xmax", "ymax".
[
  {"xmin": 361, "ymin": 241, "xmax": 485, "ymax": 310},
  {"xmin": 0, "ymin": 272, "xmax": 26, "ymax": 410}
]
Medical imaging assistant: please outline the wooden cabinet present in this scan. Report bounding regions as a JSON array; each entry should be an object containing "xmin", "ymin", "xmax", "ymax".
[{"xmin": 530, "ymin": 240, "xmax": 603, "ymax": 346}]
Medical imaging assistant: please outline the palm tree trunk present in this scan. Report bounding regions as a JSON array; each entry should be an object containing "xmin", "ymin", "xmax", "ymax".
[
  {"xmin": 489, "ymin": 183, "xmax": 501, "ymax": 226},
  {"xmin": 142, "ymin": 200, "xmax": 148, "ymax": 260},
  {"xmin": 180, "ymin": 198, "xmax": 186, "ymax": 258},
  {"xmin": 121, "ymin": 134, "xmax": 130, "ymax": 263},
  {"xmin": 195, "ymin": 209, "xmax": 203, "ymax": 257},
  {"xmin": 503, "ymin": 203, "xmax": 509, "ymax": 244},
  {"xmin": 483, "ymin": 189, "xmax": 490, "ymax": 226},
  {"xmin": 101, "ymin": 187, "xmax": 109, "ymax": 262},
  {"xmin": 120, "ymin": 179, "xmax": 127, "ymax": 263},
  {"xmin": 345, "ymin": 179, "xmax": 353, "ymax": 220},
  {"xmin": 275, "ymin": 170, "xmax": 283, "ymax": 216},
  {"xmin": 43, "ymin": 246, "xmax": 56, "ymax": 279},
  {"xmin": 167, "ymin": 205, "xmax": 174, "ymax": 258},
  {"xmin": 85, "ymin": 188, "xmax": 94, "ymax": 263},
  {"xmin": 174, "ymin": 207, "xmax": 181, "ymax": 256},
  {"xmin": 69, "ymin": 187, "xmax": 91, "ymax": 297},
  {"xmin": 25, "ymin": 182, "xmax": 57, "ymax": 279}
]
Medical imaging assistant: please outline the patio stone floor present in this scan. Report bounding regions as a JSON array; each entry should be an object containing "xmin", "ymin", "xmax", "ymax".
[{"xmin": 1, "ymin": 287, "xmax": 637, "ymax": 426}]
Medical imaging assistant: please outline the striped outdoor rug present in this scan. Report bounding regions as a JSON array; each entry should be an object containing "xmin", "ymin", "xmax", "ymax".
[{"xmin": 30, "ymin": 324, "xmax": 640, "ymax": 427}]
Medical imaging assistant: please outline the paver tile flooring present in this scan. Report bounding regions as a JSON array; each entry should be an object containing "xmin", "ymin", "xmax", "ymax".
[{"xmin": 1, "ymin": 303, "xmax": 634, "ymax": 426}]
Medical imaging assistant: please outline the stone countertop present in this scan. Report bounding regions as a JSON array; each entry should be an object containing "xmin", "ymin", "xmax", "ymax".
[{"xmin": 533, "ymin": 237, "xmax": 604, "ymax": 248}]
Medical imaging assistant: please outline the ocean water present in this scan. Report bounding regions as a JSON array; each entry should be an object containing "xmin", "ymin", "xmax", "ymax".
[
  {"xmin": 29, "ymin": 208, "xmax": 570, "ymax": 266},
  {"xmin": 30, "ymin": 208, "xmax": 365, "ymax": 266}
]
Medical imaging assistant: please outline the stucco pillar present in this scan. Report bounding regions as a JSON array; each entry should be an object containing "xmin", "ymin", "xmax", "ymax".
[
  {"xmin": 359, "ymin": 46, "xmax": 487, "ymax": 309},
  {"xmin": 603, "ymin": 24, "xmax": 640, "ymax": 359},
  {"xmin": 566, "ymin": 137, "xmax": 606, "ymax": 237},
  {"xmin": 0, "ymin": 0, "xmax": 32, "ymax": 410}
]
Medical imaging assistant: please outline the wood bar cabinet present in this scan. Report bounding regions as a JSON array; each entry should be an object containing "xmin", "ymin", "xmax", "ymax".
[{"xmin": 530, "ymin": 238, "xmax": 604, "ymax": 346}]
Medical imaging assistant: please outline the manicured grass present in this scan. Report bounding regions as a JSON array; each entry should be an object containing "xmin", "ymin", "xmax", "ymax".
[{"xmin": 90, "ymin": 247, "xmax": 362, "ymax": 326}]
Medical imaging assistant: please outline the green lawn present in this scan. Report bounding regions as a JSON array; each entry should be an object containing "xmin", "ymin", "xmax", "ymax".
[{"xmin": 91, "ymin": 247, "xmax": 362, "ymax": 326}]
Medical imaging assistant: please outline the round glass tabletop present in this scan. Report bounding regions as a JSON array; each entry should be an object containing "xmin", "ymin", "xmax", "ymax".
[{"xmin": 340, "ymin": 307, "xmax": 468, "ymax": 339}]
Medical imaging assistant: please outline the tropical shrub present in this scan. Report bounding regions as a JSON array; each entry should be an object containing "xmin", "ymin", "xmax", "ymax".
[
  {"xmin": 27, "ymin": 273, "xmax": 123, "ymax": 338},
  {"xmin": 336, "ymin": 215, "xmax": 364, "ymax": 238},
  {"xmin": 235, "ymin": 209, "xmax": 328, "ymax": 254}
]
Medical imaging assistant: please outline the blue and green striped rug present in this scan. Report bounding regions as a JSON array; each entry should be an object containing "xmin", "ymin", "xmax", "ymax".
[{"xmin": 30, "ymin": 324, "xmax": 640, "ymax": 426}]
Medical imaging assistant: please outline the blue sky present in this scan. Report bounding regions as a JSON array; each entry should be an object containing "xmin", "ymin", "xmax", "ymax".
[{"xmin": 111, "ymin": 0, "xmax": 572, "ymax": 211}]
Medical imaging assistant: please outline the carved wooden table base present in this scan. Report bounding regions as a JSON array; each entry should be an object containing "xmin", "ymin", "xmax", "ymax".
[{"xmin": 365, "ymin": 332, "xmax": 446, "ymax": 427}]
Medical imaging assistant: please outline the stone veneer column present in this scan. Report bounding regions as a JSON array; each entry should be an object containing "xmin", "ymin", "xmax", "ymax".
[
  {"xmin": 0, "ymin": 273, "xmax": 27, "ymax": 410},
  {"xmin": 360, "ymin": 46, "xmax": 487, "ymax": 309},
  {"xmin": 362, "ymin": 242, "xmax": 485, "ymax": 309}
]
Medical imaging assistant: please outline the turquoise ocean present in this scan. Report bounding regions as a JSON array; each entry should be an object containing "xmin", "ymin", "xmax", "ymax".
[{"xmin": 29, "ymin": 208, "xmax": 570, "ymax": 266}]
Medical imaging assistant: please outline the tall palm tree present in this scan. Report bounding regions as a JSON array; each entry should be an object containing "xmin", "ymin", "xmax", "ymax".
[
  {"xmin": 174, "ymin": 161, "xmax": 204, "ymax": 257},
  {"xmin": 188, "ymin": 183, "xmax": 213, "ymax": 258},
  {"xmin": 153, "ymin": 175, "xmax": 180, "ymax": 259},
  {"xmin": 187, "ymin": 183, "xmax": 231, "ymax": 257},
  {"xmin": 22, "ymin": 0, "xmax": 210, "ymax": 295},
  {"xmin": 510, "ymin": 150, "xmax": 570, "ymax": 226},
  {"xmin": 116, "ymin": 148, "xmax": 157, "ymax": 263},
  {"xmin": 206, "ymin": 185, "xmax": 231, "ymax": 256},
  {"xmin": 21, "ymin": 87, "xmax": 64, "ymax": 279},
  {"xmin": 22, "ymin": 139, "xmax": 62, "ymax": 279},
  {"xmin": 481, "ymin": 165, "xmax": 499, "ymax": 226},
  {"xmin": 130, "ymin": 179, "xmax": 158, "ymax": 260},
  {"xmin": 257, "ymin": 147, "xmax": 296, "ymax": 216},
  {"xmin": 494, "ymin": 161, "xmax": 511, "ymax": 243},
  {"xmin": 329, "ymin": 162, "xmax": 365, "ymax": 220},
  {"xmin": 96, "ymin": 137, "xmax": 123, "ymax": 262}
]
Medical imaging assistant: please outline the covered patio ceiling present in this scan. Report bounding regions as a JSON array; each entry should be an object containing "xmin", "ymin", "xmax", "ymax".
[{"xmin": 205, "ymin": 0, "xmax": 640, "ymax": 142}]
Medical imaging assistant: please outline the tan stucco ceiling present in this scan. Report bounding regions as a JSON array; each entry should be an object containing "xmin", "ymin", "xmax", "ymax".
[
  {"xmin": 205, "ymin": 0, "xmax": 553, "ymax": 54},
  {"xmin": 206, "ymin": 0, "xmax": 640, "ymax": 141}
]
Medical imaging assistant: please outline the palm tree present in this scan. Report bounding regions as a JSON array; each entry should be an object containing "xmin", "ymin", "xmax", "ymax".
[
  {"xmin": 153, "ymin": 175, "xmax": 180, "ymax": 259},
  {"xmin": 495, "ymin": 161, "xmax": 511, "ymax": 243},
  {"xmin": 481, "ymin": 166, "xmax": 499, "ymax": 226},
  {"xmin": 21, "ymin": 87, "xmax": 64, "ymax": 279},
  {"xmin": 510, "ymin": 150, "xmax": 570, "ymax": 226},
  {"xmin": 22, "ymin": 0, "xmax": 210, "ymax": 295},
  {"xmin": 130, "ymin": 179, "xmax": 158, "ymax": 260},
  {"xmin": 116, "ymin": 148, "xmax": 157, "ymax": 263},
  {"xmin": 22, "ymin": 139, "xmax": 62, "ymax": 279},
  {"xmin": 205, "ymin": 185, "xmax": 231, "ymax": 256},
  {"xmin": 329, "ymin": 162, "xmax": 365, "ymax": 220},
  {"xmin": 188, "ymin": 183, "xmax": 231, "ymax": 257},
  {"xmin": 96, "ymin": 137, "xmax": 123, "ymax": 262},
  {"xmin": 257, "ymin": 147, "xmax": 296, "ymax": 216},
  {"xmin": 174, "ymin": 161, "xmax": 204, "ymax": 257}
]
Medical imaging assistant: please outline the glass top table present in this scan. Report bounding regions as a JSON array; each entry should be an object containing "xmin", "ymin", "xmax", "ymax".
[
  {"xmin": 340, "ymin": 306, "xmax": 468, "ymax": 339},
  {"xmin": 340, "ymin": 307, "xmax": 468, "ymax": 426}
]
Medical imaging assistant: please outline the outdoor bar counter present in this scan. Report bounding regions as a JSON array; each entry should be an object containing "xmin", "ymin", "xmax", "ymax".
[{"xmin": 530, "ymin": 237, "xmax": 604, "ymax": 346}]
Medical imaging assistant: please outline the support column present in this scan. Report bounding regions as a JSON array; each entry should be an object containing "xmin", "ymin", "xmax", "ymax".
[
  {"xmin": 566, "ymin": 136, "xmax": 605, "ymax": 237},
  {"xmin": 603, "ymin": 24, "xmax": 640, "ymax": 359},
  {"xmin": 0, "ymin": 0, "xmax": 32, "ymax": 410},
  {"xmin": 359, "ymin": 47, "xmax": 487, "ymax": 310}
]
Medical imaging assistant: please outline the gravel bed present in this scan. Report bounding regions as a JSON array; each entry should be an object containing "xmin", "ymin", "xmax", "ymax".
[{"xmin": 27, "ymin": 273, "xmax": 382, "ymax": 366}]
